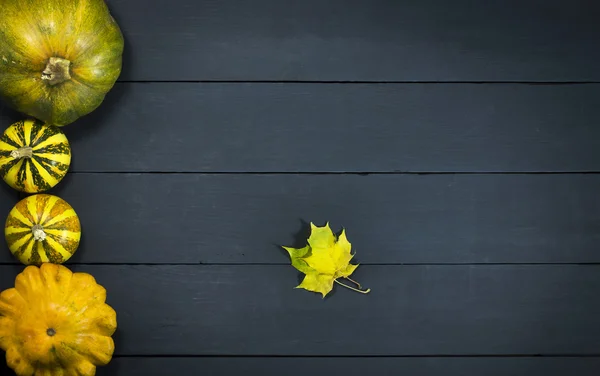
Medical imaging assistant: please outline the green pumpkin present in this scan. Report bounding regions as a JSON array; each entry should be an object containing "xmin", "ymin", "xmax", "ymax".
[{"xmin": 0, "ymin": 0, "xmax": 124, "ymax": 126}]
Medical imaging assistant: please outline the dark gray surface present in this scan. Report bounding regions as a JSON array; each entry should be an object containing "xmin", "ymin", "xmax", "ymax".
[
  {"xmin": 1, "ymin": 0, "xmax": 599, "ymax": 374},
  {"xmin": 2, "ymin": 173, "xmax": 599, "ymax": 264},
  {"xmin": 0, "ymin": 182, "xmax": 16, "ymax": 229},
  {"xmin": 3, "ymin": 357, "xmax": 596, "ymax": 376},
  {"xmin": 104, "ymin": 0, "xmax": 600, "ymax": 81},
  {"xmin": 2, "ymin": 83, "xmax": 600, "ymax": 173},
  {"xmin": 1, "ymin": 264, "xmax": 599, "ymax": 356}
]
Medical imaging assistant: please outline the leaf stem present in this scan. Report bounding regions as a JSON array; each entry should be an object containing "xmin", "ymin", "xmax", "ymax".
[
  {"xmin": 334, "ymin": 279, "xmax": 371, "ymax": 294},
  {"xmin": 345, "ymin": 277, "xmax": 363, "ymax": 289}
]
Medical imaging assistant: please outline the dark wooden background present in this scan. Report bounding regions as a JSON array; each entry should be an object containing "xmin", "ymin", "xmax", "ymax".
[{"xmin": 2, "ymin": 0, "xmax": 600, "ymax": 374}]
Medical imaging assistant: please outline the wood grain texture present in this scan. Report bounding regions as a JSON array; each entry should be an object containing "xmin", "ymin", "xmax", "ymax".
[
  {"xmin": 0, "ymin": 181, "xmax": 17, "ymax": 230},
  {"xmin": 2, "ymin": 173, "xmax": 599, "ymax": 264},
  {"xmin": 1, "ymin": 264, "xmax": 599, "ymax": 356},
  {"xmin": 3, "ymin": 357, "xmax": 598, "ymax": 376},
  {"xmin": 2, "ymin": 83, "xmax": 599, "ymax": 173},
  {"xmin": 105, "ymin": 0, "xmax": 600, "ymax": 81}
]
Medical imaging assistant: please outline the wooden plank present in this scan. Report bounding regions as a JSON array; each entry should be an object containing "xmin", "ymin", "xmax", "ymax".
[
  {"xmin": 2, "ymin": 173, "xmax": 599, "ymax": 265},
  {"xmin": 104, "ymin": 0, "xmax": 600, "ymax": 81},
  {"xmin": 4, "ymin": 357, "xmax": 599, "ymax": 376},
  {"xmin": 96, "ymin": 357, "xmax": 600, "ymax": 376},
  {"xmin": 2, "ymin": 83, "xmax": 600, "ymax": 173},
  {"xmin": 0, "ymin": 183, "xmax": 16, "ymax": 232},
  {"xmin": 12, "ymin": 173, "xmax": 600, "ymax": 264},
  {"xmin": 1, "ymin": 265, "xmax": 599, "ymax": 356}
]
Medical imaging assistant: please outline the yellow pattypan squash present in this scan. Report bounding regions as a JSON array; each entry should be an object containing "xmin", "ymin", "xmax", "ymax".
[{"xmin": 0, "ymin": 263, "xmax": 117, "ymax": 375}]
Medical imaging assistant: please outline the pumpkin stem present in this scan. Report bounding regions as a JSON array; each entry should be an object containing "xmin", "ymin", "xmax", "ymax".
[
  {"xmin": 32, "ymin": 224, "xmax": 47, "ymax": 242},
  {"xmin": 47, "ymin": 328, "xmax": 56, "ymax": 337},
  {"xmin": 41, "ymin": 57, "xmax": 71, "ymax": 86},
  {"xmin": 10, "ymin": 146, "xmax": 33, "ymax": 159}
]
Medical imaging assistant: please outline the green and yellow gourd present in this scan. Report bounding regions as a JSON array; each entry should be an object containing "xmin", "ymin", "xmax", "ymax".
[
  {"xmin": 5, "ymin": 194, "xmax": 81, "ymax": 265},
  {"xmin": 0, "ymin": 0, "xmax": 124, "ymax": 126},
  {"xmin": 0, "ymin": 119, "xmax": 71, "ymax": 193}
]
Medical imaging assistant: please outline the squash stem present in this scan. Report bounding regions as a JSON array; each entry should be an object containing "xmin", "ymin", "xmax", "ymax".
[
  {"xmin": 10, "ymin": 146, "xmax": 33, "ymax": 159},
  {"xmin": 32, "ymin": 224, "xmax": 46, "ymax": 242},
  {"xmin": 42, "ymin": 57, "xmax": 71, "ymax": 86},
  {"xmin": 334, "ymin": 279, "xmax": 371, "ymax": 294}
]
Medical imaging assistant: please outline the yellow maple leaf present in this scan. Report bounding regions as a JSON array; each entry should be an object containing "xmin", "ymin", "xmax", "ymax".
[{"xmin": 282, "ymin": 222, "xmax": 370, "ymax": 297}]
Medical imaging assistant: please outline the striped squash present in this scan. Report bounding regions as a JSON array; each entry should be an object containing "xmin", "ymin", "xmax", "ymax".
[
  {"xmin": 4, "ymin": 194, "xmax": 81, "ymax": 265},
  {"xmin": 0, "ymin": 119, "xmax": 71, "ymax": 193}
]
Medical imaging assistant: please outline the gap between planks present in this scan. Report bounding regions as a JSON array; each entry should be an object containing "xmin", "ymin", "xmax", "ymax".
[
  {"xmin": 111, "ymin": 354, "xmax": 600, "ymax": 359},
  {"xmin": 61, "ymin": 171, "xmax": 600, "ymax": 175},
  {"xmin": 113, "ymin": 81, "xmax": 600, "ymax": 85},
  {"xmin": 2, "ymin": 262, "xmax": 600, "ymax": 266}
]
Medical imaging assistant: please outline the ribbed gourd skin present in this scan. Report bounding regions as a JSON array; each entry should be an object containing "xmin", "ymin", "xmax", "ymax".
[{"xmin": 0, "ymin": 263, "xmax": 117, "ymax": 376}]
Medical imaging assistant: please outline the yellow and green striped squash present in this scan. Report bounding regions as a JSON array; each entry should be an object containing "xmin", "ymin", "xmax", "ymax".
[
  {"xmin": 5, "ymin": 194, "xmax": 81, "ymax": 265},
  {"xmin": 0, "ymin": 119, "xmax": 71, "ymax": 193},
  {"xmin": 0, "ymin": 0, "xmax": 124, "ymax": 126}
]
